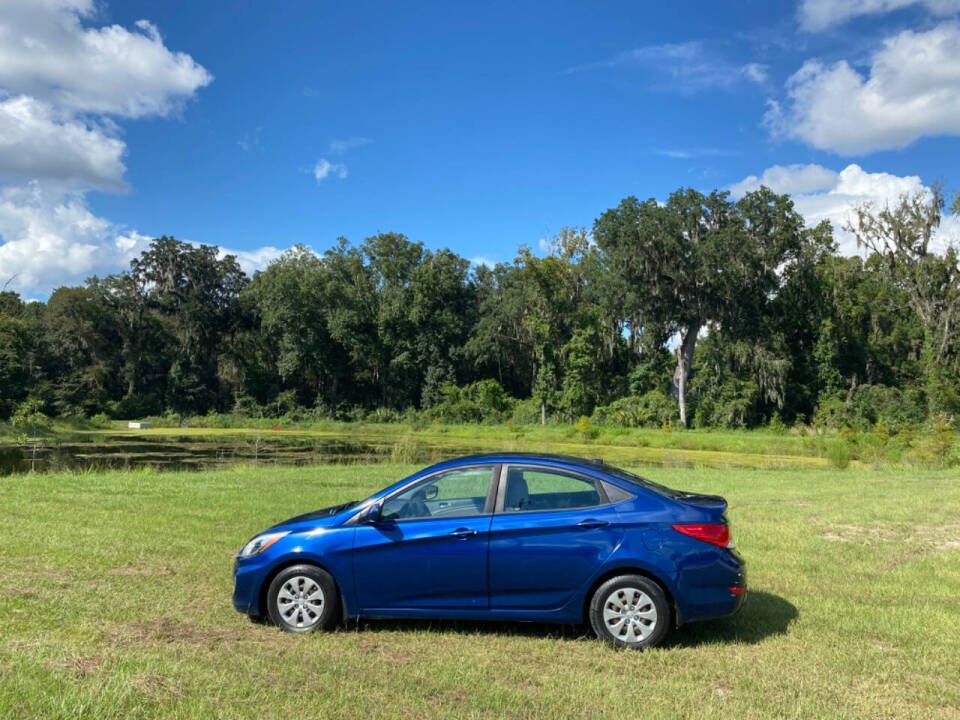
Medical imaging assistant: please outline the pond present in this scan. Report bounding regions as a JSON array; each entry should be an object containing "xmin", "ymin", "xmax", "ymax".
[{"xmin": 0, "ymin": 433, "xmax": 474, "ymax": 475}]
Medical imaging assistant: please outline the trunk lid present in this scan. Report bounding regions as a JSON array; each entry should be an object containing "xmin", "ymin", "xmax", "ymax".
[{"xmin": 677, "ymin": 491, "xmax": 728, "ymax": 520}]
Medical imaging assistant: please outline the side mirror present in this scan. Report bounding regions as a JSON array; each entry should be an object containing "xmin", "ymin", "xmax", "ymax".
[
  {"xmin": 361, "ymin": 501, "xmax": 383, "ymax": 523},
  {"xmin": 424, "ymin": 485, "xmax": 439, "ymax": 500}
]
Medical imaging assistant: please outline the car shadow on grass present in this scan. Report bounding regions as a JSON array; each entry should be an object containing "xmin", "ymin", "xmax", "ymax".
[
  {"xmin": 334, "ymin": 589, "xmax": 797, "ymax": 647},
  {"xmin": 664, "ymin": 590, "xmax": 798, "ymax": 648}
]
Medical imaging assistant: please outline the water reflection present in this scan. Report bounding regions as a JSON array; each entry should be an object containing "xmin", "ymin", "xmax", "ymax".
[{"xmin": 0, "ymin": 434, "xmax": 464, "ymax": 475}]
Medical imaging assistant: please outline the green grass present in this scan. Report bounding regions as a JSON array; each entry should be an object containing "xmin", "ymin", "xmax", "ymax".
[{"xmin": 1, "ymin": 463, "xmax": 958, "ymax": 718}]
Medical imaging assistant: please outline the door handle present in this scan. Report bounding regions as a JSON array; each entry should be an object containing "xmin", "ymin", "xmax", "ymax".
[
  {"xmin": 450, "ymin": 528, "xmax": 478, "ymax": 539},
  {"xmin": 577, "ymin": 519, "xmax": 609, "ymax": 529}
]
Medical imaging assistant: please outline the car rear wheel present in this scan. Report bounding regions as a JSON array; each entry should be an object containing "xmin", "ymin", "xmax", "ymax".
[
  {"xmin": 266, "ymin": 564, "xmax": 339, "ymax": 633},
  {"xmin": 589, "ymin": 574, "xmax": 670, "ymax": 649}
]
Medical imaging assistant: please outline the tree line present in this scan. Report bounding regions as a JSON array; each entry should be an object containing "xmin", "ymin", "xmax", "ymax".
[{"xmin": 2, "ymin": 185, "xmax": 958, "ymax": 431}]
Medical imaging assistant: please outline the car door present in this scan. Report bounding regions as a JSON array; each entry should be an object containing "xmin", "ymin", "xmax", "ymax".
[
  {"xmin": 352, "ymin": 464, "xmax": 498, "ymax": 611},
  {"xmin": 488, "ymin": 465, "xmax": 623, "ymax": 609}
]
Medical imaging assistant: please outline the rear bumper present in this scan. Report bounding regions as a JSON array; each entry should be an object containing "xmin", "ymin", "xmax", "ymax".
[{"xmin": 675, "ymin": 551, "xmax": 746, "ymax": 625}]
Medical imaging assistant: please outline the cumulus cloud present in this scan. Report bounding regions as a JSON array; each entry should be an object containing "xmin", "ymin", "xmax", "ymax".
[
  {"xmin": 220, "ymin": 245, "xmax": 285, "ymax": 276},
  {"xmin": 729, "ymin": 163, "xmax": 958, "ymax": 254},
  {"xmin": 313, "ymin": 158, "xmax": 348, "ymax": 182},
  {"xmin": 765, "ymin": 22, "xmax": 960, "ymax": 154},
  {"xmin": 0, "ymin": 182, "xmax": 151, "ymax": 293},
  {"xmin": 0, "ymin": 0, "xmax": 213, "ymax": 296},
  {"xmin": 566, "ymin": 41, "xmax": 768, "ymax": 94},
  {"xmin": 0, "ymin": 95, "xmax": 126, "ymax": 190},
  {"xmin": 798, "ymin": 0, "xmax": 960, "ymax": 31},
  {"xmin": 728, "ymin": 163, "xmax": 838, "ymax": 196},
  {"xmin": 0, "ymin": 0, "xmax": 212, "ymax": 117}
]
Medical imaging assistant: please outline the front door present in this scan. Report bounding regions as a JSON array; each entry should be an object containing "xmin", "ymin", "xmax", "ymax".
[
  {"xmin": 488, "ymin": 465, "xmax": 623, "ymax": 609},
  {"xmin": 352, "ymin": 465, "xmax": 497, "ymax": 610}
]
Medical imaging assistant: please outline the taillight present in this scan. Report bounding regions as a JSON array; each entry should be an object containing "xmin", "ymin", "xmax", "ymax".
[{"xmin": 671, "ymin": 522, "xmax": 732, "ymax": 548}]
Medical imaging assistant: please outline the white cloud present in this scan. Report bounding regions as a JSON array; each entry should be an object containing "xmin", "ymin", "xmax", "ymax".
[
  {"xmin": 219, "ymin": 245, "xmax": 284, "ymax": 276},
  {"xmin": 0, "ymin": 0, "xmax": 213, "ymax": 296},
  {"xmin": 728, "ymin": 163, "xmax": 838, "ymax": 196},
  {"xmin": 313, "ymin": 158, "xmax": 348, "ymax": 182},
  {"xmin": 0, "ymin": 182, "xmax": 151, "ymax": 294},
  {"xmin": 742, "ymin": 62, "xmax": 770, "ymax": 84},
  {"xmin": 329, "ymin": 137, "xmax": 371, "ymax": 154},
  {"xmin": 654, "ymin": 147, "xmax": 731, "ymax": 160},
  {"xmin": 766, "ymin": 22, "xmax": 960, "ymax": 154},
  {"xmin": 0, "ymin": 95, "xmax": 126, "ymax": 190},
  {"xmin": 566, "ymin": 41, "xmax": 768, "ymax": 93},
  {"xmin": 0, "ymin": 0, "xmax": 212, "ymax": 118},
  {"xmin": 729, "ymin": 163, "xmax": 958, "ymax": 254},
  {"xmin": 469, "ymin": 255, "xmax": 496, "ymax": 269},
  {"xmin": 799, "ymin": 0, "xmax": 960, "ymax": 31}
]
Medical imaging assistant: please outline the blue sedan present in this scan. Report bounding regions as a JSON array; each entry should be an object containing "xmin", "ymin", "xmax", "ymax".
[{"xmin": 233, "ymin": 453, "xmax": 746, "ymax": 648}]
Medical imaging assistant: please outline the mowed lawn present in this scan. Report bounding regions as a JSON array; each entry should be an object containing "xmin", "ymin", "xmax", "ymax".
[{"xmin": 0, "ymin": 463, "xmax": 958, "ymax": 719}]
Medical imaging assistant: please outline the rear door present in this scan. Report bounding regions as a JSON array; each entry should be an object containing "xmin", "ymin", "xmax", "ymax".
[{"xmin": 488, "ymin": 465, "xmax": 623, "ymax": 609}]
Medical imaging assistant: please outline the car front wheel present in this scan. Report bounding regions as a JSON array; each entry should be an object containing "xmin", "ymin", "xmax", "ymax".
[
  {"xmin": 589, "ymin": 574, "xmax": 670, "ymax": 649},
  {"xmin": 266, "ymin": 564, "xmax": 339, "ymax": 633}
]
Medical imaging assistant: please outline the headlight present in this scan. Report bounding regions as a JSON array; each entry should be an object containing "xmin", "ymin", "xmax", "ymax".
[{"xmin": 238, "ymin": 531, "xmax": 289, "ymax": 557}]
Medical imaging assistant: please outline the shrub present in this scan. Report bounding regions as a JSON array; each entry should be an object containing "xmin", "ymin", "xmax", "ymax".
[
  {"xmin": 768, "ymin": 413, "xmax": 787, "ymax": 435},
  {"xmin": 575, "ymin": 415, "xmax": 599, "ymax": 440},
  {"xmin": 509, "ymin": 397, "xmax": 543, "ymax": 425},
  {"xmin": 693, "ymin": 379, "xmax": 758, "ymax": 429},
  {"xmin": 11, "ymin": 399, "xmax": 52, "ymax": 436},
  {"xmin": 88, "ymin": 412, "xmax": 112, "ymax": 429},
  {"xmin": 592, "ymin": 391, "xmax": 678, "ymax": 428},
  {"xmin": 814, "ymin": 385, "xmax": 926, "ymax": 432},
  {"xmin": 429, "ymin": 380, "xmax": 515, "ymax": 424},
  {"xmin": 366, "ymin": 407, "xmax": 404, "ymax": 424},
  {"xmin": 826, "ymin": 439, "xmax": 851, "ymax": 469},
  {"xmin": 910, "ymin": 415, "xmax": 956, "ymax": 468},
  {"xmin": 232, "ymin": 393, "xmax": 264, "ymax": 419}
]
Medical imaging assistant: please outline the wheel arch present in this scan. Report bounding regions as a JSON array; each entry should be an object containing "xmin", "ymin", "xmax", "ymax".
[
  {"xmin": 582, "ymin": 565, "xmax": 681, "ymax": 627},
  {"xmin": 257, "ymin": 557, "xmax": 346, "ymax": 621}
]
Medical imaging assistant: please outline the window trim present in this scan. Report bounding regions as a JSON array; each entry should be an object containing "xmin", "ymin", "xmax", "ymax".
[
  {"xmin": 494, "ymin": 464, "xmax": 613, "ymax": 515},
  {"xmin": 352, "ymin": 463, "xmax": 501, "ymax": 525}
]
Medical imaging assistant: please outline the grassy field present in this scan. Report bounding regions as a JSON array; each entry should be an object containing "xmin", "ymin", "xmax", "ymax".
[{"xmin": 1, "ymin": 463, "xmax": 958, "ymax": 719}]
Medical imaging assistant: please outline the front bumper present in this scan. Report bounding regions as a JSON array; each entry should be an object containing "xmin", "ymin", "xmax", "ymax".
[{"xmin": 232, "ymin": 555, "xmax": 272, "ymax": 616}]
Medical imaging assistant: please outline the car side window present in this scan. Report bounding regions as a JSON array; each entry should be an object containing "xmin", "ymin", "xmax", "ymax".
[
  {"xmin": 380, "ymin": 466, "xmax": 494, "ymax": 521},
  {"xmin": 502, "ymin": 467, "xmax": 605, "ymax": 512}
]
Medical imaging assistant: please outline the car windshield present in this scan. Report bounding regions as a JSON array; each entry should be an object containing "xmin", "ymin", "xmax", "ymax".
[{"xmin": 601, "ymin": 464, "xmax": 683, "ymax": 499}]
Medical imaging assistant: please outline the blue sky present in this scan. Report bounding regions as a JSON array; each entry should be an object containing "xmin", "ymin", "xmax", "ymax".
[{"xmin": 2, "ymin": 0, "xmax": 960, "ymax": 296}]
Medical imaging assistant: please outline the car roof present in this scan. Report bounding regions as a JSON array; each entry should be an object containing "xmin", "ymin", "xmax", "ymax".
[{"xmin": 428, "ymin": 452, "xmax": 607, "ymax": 471}]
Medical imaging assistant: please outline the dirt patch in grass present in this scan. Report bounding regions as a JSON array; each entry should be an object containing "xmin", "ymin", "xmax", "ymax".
[
  {"xmin": 822, "ymin": 524, "xmax": 896, "ymax": 544},
  {"xmin": 911, "ymin": 524, "xmax": 960, "ymax": 551},
  {"xmin": 49, "ymin": 654, "xmax": 105, "ymax": 679},
  {"xmin": 130, "ymin": 673, "xmax": 183, "ymax": 699},
  {"xmin": 825, "ymin": 523, "xmax": 960, "ymax": 573},
  {"xmin": 108, "ymin": 617, "xmax": 251, "ymax": 649},
  {"xmin": 353, "ymin": 635, "xmax": 416, "ymax": 665}
]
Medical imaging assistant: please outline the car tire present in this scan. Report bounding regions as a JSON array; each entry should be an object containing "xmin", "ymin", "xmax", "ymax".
[
  {"xmin": 266, "ymin": 564, "xmax": 340, "ymax": 633},
  {"xmin": 589, "ymin": 574, "xmax": 670, "ymax": 649}
]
